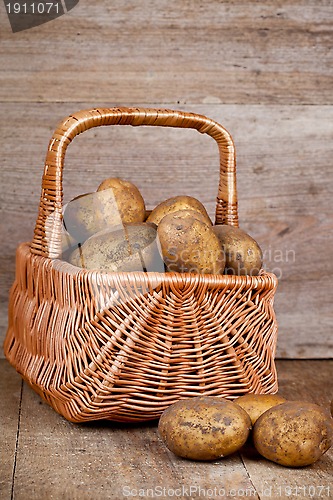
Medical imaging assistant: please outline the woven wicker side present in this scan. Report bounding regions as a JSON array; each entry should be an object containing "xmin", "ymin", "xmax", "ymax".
[{"xmin": 5, "ymin": 243, "xmax": 278, "ymax": 422}]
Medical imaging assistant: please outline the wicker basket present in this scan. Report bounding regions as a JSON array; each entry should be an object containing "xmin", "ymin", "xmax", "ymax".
[{"xmin": 4, "ymin": 107, "xmax": 278, "ymax": 423}]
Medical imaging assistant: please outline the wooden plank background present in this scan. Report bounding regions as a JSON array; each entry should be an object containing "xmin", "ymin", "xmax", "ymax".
[{"xmin": 0, "ymin": 1, "xmax": 332, "ymax": 358}]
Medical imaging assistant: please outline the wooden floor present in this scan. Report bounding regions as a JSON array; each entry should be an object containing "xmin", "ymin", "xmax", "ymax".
[{"xmin": 1, "ymin": 359, "xmax": 332, "ymax": 500}]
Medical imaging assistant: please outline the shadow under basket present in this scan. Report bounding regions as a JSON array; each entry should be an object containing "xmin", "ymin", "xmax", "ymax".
[{"xmin": 4, "ymin": 107, "xmax": 279, "ymax": 423}]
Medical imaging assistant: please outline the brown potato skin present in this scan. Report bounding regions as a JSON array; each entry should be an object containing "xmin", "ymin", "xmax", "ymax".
[
  {"xmin": 235, "ymin": 394, "xmax": 287, "ymax": 425},
  {"xmin": 63, "ymin": 192, "xmax": 107, "ymax": 243},
  {"xmin": 63, "ymin": 179, "xmax": 145, "ymax": 244},
  {"xmin": 68, "ymin": 222, "xmax": 164, "ymax": 273},
  {"xmin": 157, "ymin": 210, "xmax": 225, "ymax": 274},
  {"xmin": 158, "ymin": 396, "xmax": 252, "ymax": 461},
  {"xmin": 97, "ymin": 177, "xmax": 146, "ymax": 225},
  {"xmin": 147, "ymin": 195, "xmax": 212, "ymax": 226},
  {"xmin": 213, "ymin": 225, "xmax": 263, "ymax": 276},
  {"xmin": 253, "ymin": 401, "xmax": 333, "ymax": 467}
]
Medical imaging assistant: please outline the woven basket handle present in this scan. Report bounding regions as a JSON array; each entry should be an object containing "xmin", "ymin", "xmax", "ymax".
[{"xmin": 31, "ymin": 107, "xmax": 238, "ymax": 258}]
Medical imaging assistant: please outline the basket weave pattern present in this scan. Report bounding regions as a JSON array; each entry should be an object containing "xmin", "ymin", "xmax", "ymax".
[{"xmin": 4, "ymin": 108, "xmax": 278, "ymax": 422}]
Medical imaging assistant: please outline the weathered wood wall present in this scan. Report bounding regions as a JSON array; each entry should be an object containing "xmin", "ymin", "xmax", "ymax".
[{"xmin": 1, "ymin": 1, "xmax": 332, "ymax": 358}]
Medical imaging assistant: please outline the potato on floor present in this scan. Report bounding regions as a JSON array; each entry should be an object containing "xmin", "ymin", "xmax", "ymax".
[
  {"xmin": 158, "ymin": 396, "xmax": 252, "ymax": 460},
  {"xmin": 253, "ymin": 401, "xmax": 333, "ymax": 467},
  {"xmin": 234, "ymin": 393, "xmax": 287, "ymax": 425}
]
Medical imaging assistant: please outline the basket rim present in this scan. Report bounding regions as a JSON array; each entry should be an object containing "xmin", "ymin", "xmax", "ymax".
[{"xmin": 20, "ymin": 241, "xmax": 278, "ymax": 292}]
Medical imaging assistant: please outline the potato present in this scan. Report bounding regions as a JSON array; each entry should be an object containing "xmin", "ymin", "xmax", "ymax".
[
  {"xmin": 234, "ymin": 393, "xmax": 287, "ymax": 425},
  {"xmin": 253, "ymin": 401, "xmax": 333, "ymax": 467},
  {"xmin": 97, "ymin": 177, "xmax": 146, "ymax": 224},
  {"xmin": 157, "ymin": 210, "xmax": 225, "ymax": 274},
  {"xmin": 63, "ymin": 192, "xmax": 110, "ymax": 243},
  {"xmin": 158, "ymin": 396, "xmax": 252, "ymax": 460},
  {"xmin": 147, "ymin": 195, "xmax": 212, "ymax": 226},
  {"xmin": 68, "ymin": 222, "xmax": 164, "ymax": 273},
  {"xmin": 63, "ymin": 178, "xmax": 145, "ymax": 244},
  {"xmin": 213, "ymin": 225, "xmax": 263, "ymax": 276}
]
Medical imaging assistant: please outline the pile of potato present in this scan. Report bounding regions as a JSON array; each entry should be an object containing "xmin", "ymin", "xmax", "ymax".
[
  {"xmin": 158, "ymin": 394, "xmax": 333, "ymax": 467},
  {"xmin": 62, "ymin": 177, "xmax": 263, "ymax": 275}
]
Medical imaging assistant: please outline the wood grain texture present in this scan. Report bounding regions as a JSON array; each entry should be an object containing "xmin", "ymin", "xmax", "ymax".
[
  {"xmin": 0, "ymin": 360, "xmax": 22, "ymax": 500},
  {"xmin": 1, "ymin": 103, "xmax": 332, "ymax": 358},
  {"xmin": 12, "ymin": 377, "xmax": 258, "ymax": 499},
  {"xmin": 0, "ymin": 1, "xmax": 333, "ymax": 104},
  {"xmin": 1, "ymin": 359, "xmax": 332, "ymax": 499}
]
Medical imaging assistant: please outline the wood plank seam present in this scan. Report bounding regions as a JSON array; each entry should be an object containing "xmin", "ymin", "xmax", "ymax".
[
  {"xmin": 10, "ymin": 380, "xmax": 23, "ymax": 500},
  {"xmin": 2, "ymin": 101, "xmax": 333, "ymax": 107},
  {"xmin": 239, "ymin": 454, "xmax": 259, "ymax": 497}
]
